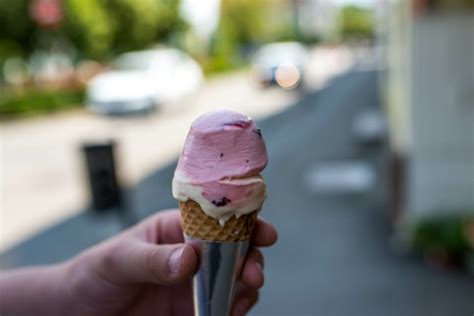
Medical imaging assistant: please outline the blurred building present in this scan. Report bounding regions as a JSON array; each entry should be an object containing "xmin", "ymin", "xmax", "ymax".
[{"xmin": 381, "ymin": 0, "xmax": 474, "ymax": 225}]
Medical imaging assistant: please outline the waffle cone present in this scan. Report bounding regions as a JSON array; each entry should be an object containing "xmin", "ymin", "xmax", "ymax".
[{"xmin": 180, "ymin": 200, "xmax": 258, "ymax": 242}]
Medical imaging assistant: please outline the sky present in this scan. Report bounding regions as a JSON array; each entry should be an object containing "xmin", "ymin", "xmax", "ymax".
[{"xmin": 180, "ymin": 0, "xmax": 220, "ymax": 39}]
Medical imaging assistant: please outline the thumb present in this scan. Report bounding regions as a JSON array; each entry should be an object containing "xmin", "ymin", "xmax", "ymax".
[{"xmin": 104, "ymin": 242, "xmax": 198, "ymax": 285}]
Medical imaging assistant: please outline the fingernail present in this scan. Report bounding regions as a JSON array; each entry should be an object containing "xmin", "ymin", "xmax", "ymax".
[
  {"xmin": 168, "ymin": 247, "xmax": 183, "ymax": 274},
  {"xmin": 255, "ymin": 261, "xmax": 263, "ymax": 272}
]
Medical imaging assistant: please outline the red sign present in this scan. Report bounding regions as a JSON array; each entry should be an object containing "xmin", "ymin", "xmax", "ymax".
[{"xmin": 30, "ymin": 0, "xmax": 64, "ymax": 29}]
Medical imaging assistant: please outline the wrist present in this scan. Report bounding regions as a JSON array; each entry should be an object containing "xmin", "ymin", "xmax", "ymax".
[{"xmin": 0, "ymin": 263, "xmax": 72, "ymax": 315}]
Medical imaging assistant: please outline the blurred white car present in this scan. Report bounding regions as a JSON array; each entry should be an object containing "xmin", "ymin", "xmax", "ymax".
[
  {"xmin": 250, "ymin": 42, "xmax": 308, "ymax": 89},
  {"xmin": 87, "ymin": 48, "xmax": 203, "ymax": 114}
]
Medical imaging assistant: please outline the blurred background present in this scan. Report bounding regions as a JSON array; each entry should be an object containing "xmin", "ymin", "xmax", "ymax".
[{"xmin": 0, "ymin": 0, "xmax": 473, "ymax": 315}]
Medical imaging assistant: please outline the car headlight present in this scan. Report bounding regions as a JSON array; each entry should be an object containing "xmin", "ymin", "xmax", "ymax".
[{"xmin": 275, "ymin": 63, "xmax": 301, "ymax": 89}]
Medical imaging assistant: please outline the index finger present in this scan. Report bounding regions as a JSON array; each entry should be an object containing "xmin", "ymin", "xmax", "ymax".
[
  {"xmin": 133, "ymin": 210, "xmax": 278, "ymax": 247},
  {"xmin": 251, "ymin": 217, "xmax": 278, "ymax": 247},
  {"xmin": 131, "ymin": 209, "xmax": 184, "ymax": 244}
]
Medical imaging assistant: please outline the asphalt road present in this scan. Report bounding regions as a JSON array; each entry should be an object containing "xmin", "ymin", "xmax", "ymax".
[{"xmin": 2, "ymin": 69, "xmax": 473, "ymax": 315}]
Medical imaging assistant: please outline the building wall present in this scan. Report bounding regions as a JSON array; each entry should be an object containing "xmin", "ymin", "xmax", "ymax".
[
  {"xmin": 408, "ymin": 13, "xmax": 474, "ymax": 217},
  {"xmin": 384, "ymin": 0, "xmax": 413, "ymax": 156},
  {"xmin": 383, "ymin": 2, "xmax": 474, "ymax": 222}
]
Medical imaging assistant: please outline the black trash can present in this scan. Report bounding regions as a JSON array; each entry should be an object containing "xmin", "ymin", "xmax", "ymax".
[{"xmin": 82, "ymin": 141, "xmax": 122, "ymax": 211}]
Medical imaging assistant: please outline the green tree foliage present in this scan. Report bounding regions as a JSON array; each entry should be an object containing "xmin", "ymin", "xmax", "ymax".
[
  {"xmin": 64, "ymin": 0, "xmax": 114, "ymax": 58},
  {"xmin": 0, "ymin": 88, "xmax": 84, "ymax": 118},
  {"xmin": 338, "ymin": 5, "xmax": 375, "ymax": 41},
  {"xmin": 205, "ymin": 0, "xmax": 293, "ymax": 73},
  {"xmin": 0, "ymin": 0, "xmax": 185, "ymax": 61},
  {"xmin": 65, "ymin": 0, "xmax": 185, "ymax": 59},
  {"xmin": 219, "ymin": 0, "xmax": 268, "ymax": 46},
  {"xmin": 216, "ymin": 0, "xmax": 293, "ymax": 48},
  {"xmin": 0, "ymin": 1, "xmax": 35, "ymax": 64}
]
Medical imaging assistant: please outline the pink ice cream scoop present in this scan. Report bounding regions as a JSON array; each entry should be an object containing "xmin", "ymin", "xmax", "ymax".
[{"xmin": 172, "ymin": 109, "xmax": 268, "ymax": 225}]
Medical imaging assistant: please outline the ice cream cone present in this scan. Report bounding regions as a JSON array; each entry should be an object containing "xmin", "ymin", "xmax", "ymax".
[
  {"xmin": 180, "ymin": 200, "xmax": 258, "ymax": 242},
  {"xmin": 172, "ymin": 110, "xmax": 268, "ymax": 316},
  {"xmin": 180, "ymin": 200, "xmax": 258, "ymax": 316}
]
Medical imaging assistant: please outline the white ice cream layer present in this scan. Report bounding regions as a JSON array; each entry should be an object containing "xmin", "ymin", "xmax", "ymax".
[{"xmin": 172, "ymin": 171, "xmax": 266, "ymax": 226}]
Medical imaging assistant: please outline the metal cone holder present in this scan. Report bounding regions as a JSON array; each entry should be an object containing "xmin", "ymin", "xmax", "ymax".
[{"xmin": 186, "ymin": 237, "xmax": 250, "ymax": 316}]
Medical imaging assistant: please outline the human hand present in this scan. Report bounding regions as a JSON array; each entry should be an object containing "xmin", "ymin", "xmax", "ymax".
[{"xmin": 62, "ymin": 209, "xmax": 277, "ymax": 316}]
